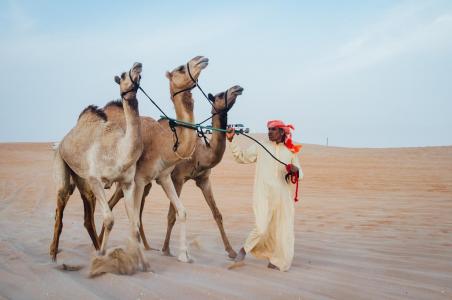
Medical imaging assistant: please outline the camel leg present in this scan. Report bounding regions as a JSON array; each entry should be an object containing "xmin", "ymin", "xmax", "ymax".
[
  {"xmin": 195, "ymin": 176, "xmax": 237, "ymax": 259},
  {"xmin": 162, "ymin": 178, "xmax": 183, "ymax": 256},
  {"xmin": 72, "ymin": 175, "xmax": 100, "ymax": 250},
  {"xmin": 139, "ymin": 183, "xmax": 152, "ymax": 250},
  {"xmin": 159, "ymin": 174, "xmax": 192, "ymax": 263},
  {"xmin": 123, "ymin": 179, "xmax": 149, "ymax": 271},
  {"xmin": 102, "ymin": 182, "xmax": 153, "ymax": 250},
  {"xmin": 161, "ymin": 203, "xmax": 177, "ymax": 256},
  {"xmin": 49, "ymin": 187, "xmax": 72, "ymax": 261},
  {"xmin": 50, "ymin": 153, "xmax": 75, "ymax": 261},
  {"xmin": 98, "ymin": 184, "xmax": 124, "ymax": 244},
  {"xmin": 81, "ymin": 192, "xmax": 100, "ymax": 250},
  {"xmin": 88, "ymin": 179, "xmax": 114, "ymax": 255}
]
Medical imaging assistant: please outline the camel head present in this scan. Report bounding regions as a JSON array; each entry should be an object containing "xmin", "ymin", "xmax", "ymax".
[
  {"xmin": 166, "ymin": 56, "xmax": 209, "ymax": 97},
  {"xmin": 115, "ymin": 62, "xmax": 143, "ymax": 99},
  {"xmin": 208, "ymin": 85, "xmax": 244, "ymax": 114}
]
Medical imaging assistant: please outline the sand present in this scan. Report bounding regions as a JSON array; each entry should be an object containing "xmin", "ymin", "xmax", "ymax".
[{"xmin": 0, "ymin": 139, "xmax": 451, "ymax": 299}]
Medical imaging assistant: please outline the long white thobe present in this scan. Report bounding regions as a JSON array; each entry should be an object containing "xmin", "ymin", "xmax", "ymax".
[{"xmin": 230, "ymin": 138, "xmax": 303, "ymax": 271}]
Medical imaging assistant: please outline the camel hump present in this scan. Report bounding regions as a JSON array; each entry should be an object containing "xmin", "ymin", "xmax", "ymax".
[
  {"xmin": 104, "ymin": 100, "xmax": 127, "ymax": 122},
  {"xmin": 104, "ymin": 99, "xmax": 123, "ymax": 110},
  {"xmin": 78, "ymin": 105, "xmax": 108, "ymax": 122}
]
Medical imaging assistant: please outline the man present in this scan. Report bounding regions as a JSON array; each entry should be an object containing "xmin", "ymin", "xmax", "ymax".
[{"xmin": 226, "ymin": 120, "xmax": 303, "ymax": 271}]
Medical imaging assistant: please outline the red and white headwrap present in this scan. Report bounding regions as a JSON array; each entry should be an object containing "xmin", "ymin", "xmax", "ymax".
[{"xmin": 267, "ymin": 120, "xmax": 302, "ymax": 154}]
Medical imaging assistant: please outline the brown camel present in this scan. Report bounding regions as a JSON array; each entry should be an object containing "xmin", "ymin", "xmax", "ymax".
[
  {"xmin": 50, "ymin": 62, "xmax": 148, "ymax": 271},
  {"xmin": 101, "ymin": 56, "xmax": 209, "ymax": 263},
  {"xmin": 161, "ymin": 85, "xmax": 244, "ymax": 259},
  {"xmin": 104, "ymin": 85, "xmax": 243, "ymax": 260}
]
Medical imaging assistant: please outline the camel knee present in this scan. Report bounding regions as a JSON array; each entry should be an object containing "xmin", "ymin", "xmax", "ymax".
[
  {"xmin": 53, "ymin": 216, "xmax": 64, "ymax": 237},
  {"xmin": 54, "ymin": 190, "xmax": 69, "ymax": 222},
  {"xmin": 103, "ymin": 214, "xmax": 114, "ymax": 231},
  {"xmin": 57, "ymin": 189, "xmax": 69, "ymax": 204},
  {"xmin": 176, "ymin": 208, "xmax": 187, "ymax": 222},
  {"xmin": 167, "ymin": 211, "xmax": 177, "ymax": 225},
  {"xmin": 83, "ymin": 217, "xmax": 93, "ymax": 230},
  {"xmin": 213, "ymin": 211, "xmax": 223, "ymax": 223},
  {"xmin": 53, "ymin": 207, "xmax": 60, "ymax": 222}
]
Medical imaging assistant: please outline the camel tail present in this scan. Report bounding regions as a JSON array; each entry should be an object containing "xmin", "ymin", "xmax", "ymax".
[
  {"xmin": 89, "ymin": 240, "xmax": 142, "ymax": 277},
  {"xmin": 53, "ymin": 147, "xmax": 73, "ymax": 191}
]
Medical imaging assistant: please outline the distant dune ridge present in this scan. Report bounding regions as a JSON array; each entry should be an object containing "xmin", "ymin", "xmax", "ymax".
[{"xmin": 0, "ymin": 137, "xmax": 451, "ymax": 299}]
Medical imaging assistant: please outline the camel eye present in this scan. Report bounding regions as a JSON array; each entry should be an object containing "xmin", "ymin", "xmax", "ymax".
[
  {"xmin": 177, "ymin": 66, "xmax": 184, "ymax": 72},
  {"xmin": 121, "ymin": 72, "xmax": 126, "ymax": 80}
]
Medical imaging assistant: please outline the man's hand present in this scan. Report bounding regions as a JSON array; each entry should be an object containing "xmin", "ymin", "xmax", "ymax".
[
  {"xmin": 226, "ymin": 128, "xmax": 235, "ymax": 142},
  {"xmin": 290, "ymin": 164, "xmax": 299, "ymax": 173}
]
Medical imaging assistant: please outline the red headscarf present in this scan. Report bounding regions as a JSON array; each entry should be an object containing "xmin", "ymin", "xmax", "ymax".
[{"xmin": 267, "ymin": 120, "xmax": 302, "ymax": 154}]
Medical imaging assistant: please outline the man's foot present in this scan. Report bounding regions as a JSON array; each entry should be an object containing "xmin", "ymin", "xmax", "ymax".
[{"xmin": 267, "ymin": 262, "xmax": 280, "ymax": 270}]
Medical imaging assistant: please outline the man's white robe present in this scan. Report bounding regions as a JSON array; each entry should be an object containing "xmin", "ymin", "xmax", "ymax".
[{"xmin": 230, "ymin": 138, "xmax": 303, "ymax": 271}]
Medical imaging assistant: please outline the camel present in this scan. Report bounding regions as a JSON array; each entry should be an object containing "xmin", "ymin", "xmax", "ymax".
[
  {"xmin": 161, "ymin": 85, "xmax": 244, "ymax": 259},
  {"xmin": 100, "ymin": 56, "xmax": 210, "ymax": 263},
  {"xmin": 50, "ymin": 62, "xmax": 148, "ymax": 271},
  {"xmin": 103, "ymin": 85, "xmax": 244, "ymax": 260}
]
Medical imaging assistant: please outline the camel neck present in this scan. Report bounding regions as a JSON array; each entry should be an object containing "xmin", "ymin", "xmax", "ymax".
[
  {"xmin": 122, "ymin": 94, "xmax": 142, "ymax": 150},
  {"xmin": 205, "ymin": 111, "xmax": 228, "ymax": 167},
  {"xmin": 172, "ymin": 91, "xmax": 194, "ymax": 123},
  {"xmin": 172, "ymin": 91, "xmax": 196, "ymax": 156}
]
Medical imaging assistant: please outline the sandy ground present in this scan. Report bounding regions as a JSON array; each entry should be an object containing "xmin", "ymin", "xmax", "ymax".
[{"xmin": 0, "ymin": 139, "xmax": 451, "ymax": 299}]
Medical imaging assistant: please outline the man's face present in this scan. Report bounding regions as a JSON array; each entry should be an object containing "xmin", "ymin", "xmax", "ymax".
[{"xmin": 268, "ymin": 127, "xmax": 284, "ymax": 143}]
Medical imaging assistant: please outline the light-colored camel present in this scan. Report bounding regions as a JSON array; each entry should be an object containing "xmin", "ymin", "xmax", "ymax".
[
  {"xmin": 101, "ymin": 56, "xmax": 209, "ymax": 263},
  {"xmin": 161, "ymin": 85, "xmax": 243, "ymax": 259},
  {"xmin": 50, "ymin": 62, "xmax": 148, "ymax": 271}
]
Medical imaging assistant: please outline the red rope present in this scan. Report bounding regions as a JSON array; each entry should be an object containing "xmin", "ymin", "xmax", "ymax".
[{"xmin": 285, "ymin": 164, "xmax": 299, "ymax": 202}]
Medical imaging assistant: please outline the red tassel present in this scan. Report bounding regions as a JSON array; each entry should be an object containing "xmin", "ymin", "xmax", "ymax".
[{"xmin": 285, "ymin": 164, "xmax": 299, "ymax": 202}]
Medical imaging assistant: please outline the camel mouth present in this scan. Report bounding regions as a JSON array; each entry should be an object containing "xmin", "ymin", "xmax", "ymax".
[
  {"xmin": 195, "ymin": 57, "xmax": 209, "ymax": 68},
  {"xmin": 230, "ymin": 86, "xmax": 244, "ymax": 96},
  {"xmin": 132, "ymin": 62, "xmax": 143, "ymax": 75}
]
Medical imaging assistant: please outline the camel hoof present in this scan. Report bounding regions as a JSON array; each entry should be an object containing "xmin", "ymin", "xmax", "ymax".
[
  {"xmin": 227, "ymin": 249, "xmax": 238, "ymax": 259},
  {"xmin": 178, "ymin": 251, "xmax": 193, "ymax": 263},
  {"xmin": 144, "ymin": 244, "xmax": 159, "ymax": 251},
  {"xmin": 142, "ymin": 260, "xmax": 151, "ymax": 272},
  {"xmin": 162, "ymin": 249, "xmax": 175, "ymax": 257},
  {"xmin": 97, "ymin": 250, "xmax": 106, "ymax": 256},
  {"xmin": 50, "ymin": 249, "xmax": 58, "ymax": 262}
]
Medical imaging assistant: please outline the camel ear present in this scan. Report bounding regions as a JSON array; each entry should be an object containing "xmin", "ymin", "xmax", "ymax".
[
  {"xmin": 208, "ymin": 93, "xmax": 215, "ymax": 102},
  {"xmin": 165, "ymin": 71, "xmax": 172, "ymax": 79},
  {"xmin": 114, "ymin": 76, "xmax": 120, "ymax": 84}
]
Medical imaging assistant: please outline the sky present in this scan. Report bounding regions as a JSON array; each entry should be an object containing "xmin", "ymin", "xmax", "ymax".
[{"xmin": 0, "ymin": 0, "xmax": 451, "ymax": 147}]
